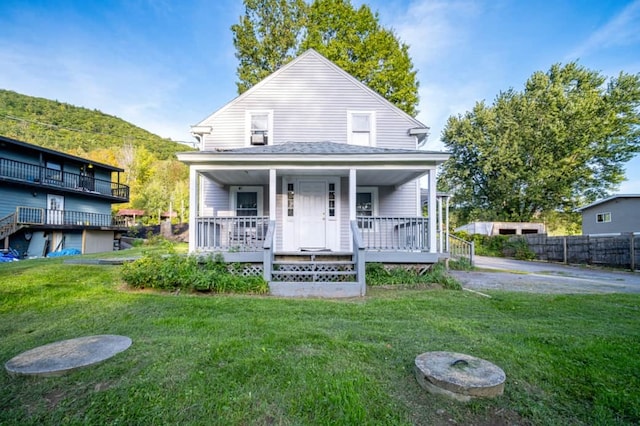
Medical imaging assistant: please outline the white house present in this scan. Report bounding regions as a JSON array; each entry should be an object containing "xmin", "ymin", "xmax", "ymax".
[{"xmin": 177, "ymin": 49, "xmax": 450, "ymax": 297}]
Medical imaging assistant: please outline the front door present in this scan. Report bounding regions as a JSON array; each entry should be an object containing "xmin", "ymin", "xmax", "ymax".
[
  {"xmin": 47, "ymin": 194, "xmax": 64, "ymax": 225},
  {"xmin": 297, "ymin": 180, "xmax": 327, "ymax": 249}
]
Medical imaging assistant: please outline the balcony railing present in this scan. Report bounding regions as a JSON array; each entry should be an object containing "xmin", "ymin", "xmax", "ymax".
[
  {"xmin": 195, "ymin": 216, "xmax": 270, "ymax": 252},
  {"xmin": 356, "ymin": 216, "xmax": 430, "ymax": 251},
  {"xmin": 16, "ymin": 206, "xmax": 127, "ymax": 228},
  {"xmin": 0, "ymin": 157, "xmax": 129, "ymax": 201}
]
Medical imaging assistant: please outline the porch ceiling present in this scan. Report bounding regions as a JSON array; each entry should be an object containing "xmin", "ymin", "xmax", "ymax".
[{"xmin": 198, "ymin": 168, "xmax": 428, "ymax": 187}]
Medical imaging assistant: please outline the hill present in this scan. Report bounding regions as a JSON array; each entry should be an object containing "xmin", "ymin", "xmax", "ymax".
[
  {"xmin": 0, "ymin": 89, "xmax": 190, "ymax": 160},
  {"xmin": 0, "ymin": 89, "xmax": 192, "ymax": 222}
]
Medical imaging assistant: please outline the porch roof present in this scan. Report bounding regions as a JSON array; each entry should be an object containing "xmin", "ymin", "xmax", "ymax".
[{"xmin": 177, "ymin": 141, "xmax": 450, "ymax": 187}]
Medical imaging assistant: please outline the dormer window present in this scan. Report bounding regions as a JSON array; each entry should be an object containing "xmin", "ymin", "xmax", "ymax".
[{"xmin": 247, "ymin": 111, "xmax": 273, "ymax": 146}]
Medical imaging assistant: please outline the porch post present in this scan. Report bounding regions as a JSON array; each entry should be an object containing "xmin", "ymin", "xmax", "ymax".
[
  {"xmin": 269, "ymin": 169, "xmax": 276, "ymax": 220},
  {"xmin": 349, "ymin": 169, "xmax": 356, "ymax": 221},
  {"xmin": 428, "ymin": 168, "xmax": 437, "ymax": 253},
  {"xmin": 188, "ymin": 167, "xmax": 198, "ymax": 253},
  {"xmin": 438, "ymin": 195, "xmax": 443, "ymax": 252}
]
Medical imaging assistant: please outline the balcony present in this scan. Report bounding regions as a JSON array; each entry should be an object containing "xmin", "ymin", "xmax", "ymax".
[
  {"xmin": 16, "ymin": 206, "xmax": 127, "ymax": 229},
  {"xmin": 0, "ymin": 157, "xmax": 129, "ymax": 202}
]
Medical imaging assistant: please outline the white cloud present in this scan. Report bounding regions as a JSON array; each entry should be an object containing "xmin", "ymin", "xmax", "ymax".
[{"xmin": 568, "ymin": 0, "xmax": 640, "ymax": 60}]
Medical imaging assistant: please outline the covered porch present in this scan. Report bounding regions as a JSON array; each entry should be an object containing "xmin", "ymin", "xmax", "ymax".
[{"xmin": 177, "ymin": 142, "xmax": 450, "ymax": 296}]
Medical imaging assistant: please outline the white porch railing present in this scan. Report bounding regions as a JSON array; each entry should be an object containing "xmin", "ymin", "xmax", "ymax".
[
  {"xmin": 448, "ymin": 234, "xmax": 474, "ymax": 264},
  {"xmin": 195, "ymin": 216, "xmax": 269, "ymax": 252},
  {"xmin": 356, "ymin": 216, "xmax": 429, "ymax": 251}
]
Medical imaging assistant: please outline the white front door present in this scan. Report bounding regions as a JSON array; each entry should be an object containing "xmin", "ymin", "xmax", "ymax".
[
  {"xmin": 47, "ymin": 194, "xmax": 64, "ymax": 225},
  {"xmin": 297, "ymin": 180, "xmax": 327, "ymax": 249}
]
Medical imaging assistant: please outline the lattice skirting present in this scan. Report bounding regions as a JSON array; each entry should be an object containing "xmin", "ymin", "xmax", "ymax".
[{"xmin": 227, "ymin": 263, "xmax": 263, "ymax": 277}]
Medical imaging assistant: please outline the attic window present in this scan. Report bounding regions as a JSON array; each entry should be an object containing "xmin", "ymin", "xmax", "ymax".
[
  {"xmin": 348, "ymin": 111, "xmax": 376, "ymax": 146},
  {"xmin": 247, "ymin": 111, "xmax": 272, "ymax": 145}
]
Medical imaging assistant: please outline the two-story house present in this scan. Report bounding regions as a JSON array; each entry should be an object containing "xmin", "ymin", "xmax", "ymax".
[
  {"xmin": 0, "ymin": 135, "xmax": 129, "ymax": 257},
  {"xmin": 177, "ymin": 50, "xmax": 450, "ymax": 297}
]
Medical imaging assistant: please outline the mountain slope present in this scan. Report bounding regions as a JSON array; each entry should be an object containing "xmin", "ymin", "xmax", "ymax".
[{"xmin": 0, "ymin": 89, "xmax": 190, "ymax": 160}]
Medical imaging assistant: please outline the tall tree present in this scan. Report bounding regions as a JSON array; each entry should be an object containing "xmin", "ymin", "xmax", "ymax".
[
  {"xmin": 231, "ymin": 0, "xmax": 307, "ymax": 94},
  {"xmin": 231, "ymin": 0, "xmax": 419, "ymax": 116},
  {"xmin": 301, "ymin": 0, "xmax": 418, "ymax": 116},
  {"xmin": 440, "ymin": 62, "xmax": 640, "ymax": 223}
]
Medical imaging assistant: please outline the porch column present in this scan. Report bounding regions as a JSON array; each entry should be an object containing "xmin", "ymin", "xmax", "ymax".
[
  {"xmin": 349, "ymin": 169, "xmax": 356, "ymax": 220},
  {"xmin": 188, "ymin": 167, "xmax": 198, "ymax": 253},
  {"xmin": 428, "ymin": 168, "xmax": 437, "ymax": 253},
  {"xmin": 269, "ymin": 169, "xmax": 276, "ymax": 220},
  {"xmin": 438, "ymin": 195, "xmax": 443, "ymax": 252}
]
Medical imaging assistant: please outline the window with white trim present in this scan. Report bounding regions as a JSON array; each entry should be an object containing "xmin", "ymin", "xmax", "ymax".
[
  {"xmin": 356, "ymin": 187, "xmax": 378, "ymax": 229},
  {"xmin": 348, "ymin": 111, "xmax": 376, "ymax": 146},
  {"xmin": 246, "ymin": 110, "xmax": 273, "ymax": 146},
  {"xmin": 230, "ymin": 186, "xmax": 263, "ymax": 216},
  {"xmin": 596, "ymin": 212, "xmax": 611, "ymax": 223}
]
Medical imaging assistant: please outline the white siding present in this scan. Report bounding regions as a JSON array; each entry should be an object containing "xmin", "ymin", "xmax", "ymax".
[{"xmin": 198, "ymin": 51, "xmax": 422, "ymax": 151}]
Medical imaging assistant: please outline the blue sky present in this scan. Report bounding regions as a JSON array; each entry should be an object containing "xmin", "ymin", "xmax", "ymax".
[{"xmin": 1, "ymin": 0, "xmax": 639, "ymax": 193}]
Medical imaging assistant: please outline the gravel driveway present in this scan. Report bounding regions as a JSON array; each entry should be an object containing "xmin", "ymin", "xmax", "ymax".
[{"xmin": 450, "ymin": 256, "xmax": 640, "ymax": 294}]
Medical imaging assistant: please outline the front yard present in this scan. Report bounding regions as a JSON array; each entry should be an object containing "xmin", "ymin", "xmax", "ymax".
[{"xmin": 1, "ymin": 247, "xmax": 638, "ymax": 425}]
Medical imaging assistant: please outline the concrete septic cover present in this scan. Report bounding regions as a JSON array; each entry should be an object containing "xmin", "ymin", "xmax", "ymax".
[
  {"xmin": 5, "ymin": 335, "xmax": 132, "ymax": 377},
  {"xmin": 414, "ymin": 351, "xmax": 505, "ymax": 401}
]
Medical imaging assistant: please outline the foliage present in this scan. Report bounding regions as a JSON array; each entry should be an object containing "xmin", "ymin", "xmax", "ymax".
[
  {"xmin": 366, "ymin": 262, "xmax": 461, "ymax": 290},
  {"xmin": 231, "ymin": 0, "xmax": 307, "ymax": 94},
  {"xmin": 121, "ymin": 252, "xmax": 268, "ymax": 294},
  {"xmin": 448, "ymin": 257, "xmax": 473, "ymax": 270},
  {"xmin": 231, "ymin": 0, "xmax": 419, "ymax": 116},
  {"xmin": 0, "ymin": 89, "xmax": 192, "ymax": 222},
  {"xmin": 504, "ymin": 237, "xmax": 536, "ymax": 261},
  {"xmin": 454, "ymin": 231, "xmax": 511, "ymax": 257},
  {"xmin": 440, "ymin": 62, "xmax": 640, "ymax": 223},
  {"xmin": 2, "ymin": 256, "xmax": 640, "ymax": 425}
]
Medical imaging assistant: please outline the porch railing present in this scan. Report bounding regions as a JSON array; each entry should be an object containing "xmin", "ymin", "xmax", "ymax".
[
  {"xmin": 16, "ymin": 206, "xmax": 127, "ymax": 228},
  {"xmin": 356, "ymin": 216, "xmax": 429, "ymax": 251},
  {"xmin": 0, "ymin": 157, "xmax": 129, "ymax": 200},
  {"xmin": 195, "ymin": 216, "xmax": 269, "ymax": 252},
  {"xmin": 449, "ymin": 234, "xmax": 474, "ymax": 265}
]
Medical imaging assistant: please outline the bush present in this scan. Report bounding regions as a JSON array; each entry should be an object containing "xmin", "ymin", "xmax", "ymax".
[
  {"xmin": 505, "ymin": 237, "xmax": 536, "ymax": 260},
  {"xmin": 365, "ymin": 262, "xmax": 461, "ymax": 290},
  {"xmin": 121, "ymin": 252, "xmax": 268, "ymax": 294}
]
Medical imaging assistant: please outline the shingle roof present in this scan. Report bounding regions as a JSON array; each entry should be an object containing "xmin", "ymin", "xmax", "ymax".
[
  {"xmin": 211, "ymin": 141, "xmax": 441, "ymax": 155},
  {"xmin": 575, "ymin": 194, "xmax": 640, "ymax": 211}
]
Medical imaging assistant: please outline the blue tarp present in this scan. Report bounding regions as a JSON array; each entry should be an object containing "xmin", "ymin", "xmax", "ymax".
[
  {"xmin": 0, "ymin": 251, "xmax": 19, "ymax": 262},
  {"xmin": 47, "ymin": 248, "xmax": 82, "ymax": 257}
]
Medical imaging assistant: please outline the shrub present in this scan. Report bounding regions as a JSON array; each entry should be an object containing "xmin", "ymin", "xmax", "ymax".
[
  {"xmin": 505, "ymin": 237, "xmax": 536, "ymax": 260},
  {"xmin": 365, "ymin": 262, "xmax": 461, "ymax": 290},
  {"xmin": 121, "ymin": 253, "xmax": 268, "ymax": 294}
]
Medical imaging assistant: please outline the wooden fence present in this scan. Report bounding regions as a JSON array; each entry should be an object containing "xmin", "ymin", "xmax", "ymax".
[{"xmin": 513, "ymin": 233, "xmax": 640, "ymax": 270}]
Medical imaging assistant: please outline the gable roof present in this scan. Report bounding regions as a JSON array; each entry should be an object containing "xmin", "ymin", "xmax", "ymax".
[
  {"xmin": 576, "ymin": 194, "xmax": 640, "ymax": 212},
  {"xmin": 192, "ymin": 49, "xmax": 427, "ymax": 134}
]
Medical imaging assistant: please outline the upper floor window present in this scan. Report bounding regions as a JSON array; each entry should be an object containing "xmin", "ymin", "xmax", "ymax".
[
  {"xmin": 348, "ymin": 111, "xmax": 376, "ymax": 146},
  {"xmin": 246, "ymin": 110, "xmax": 273, "ymax": 146},
  {"xmin": 596, "ymin": 212, "xmax": 611, "ymax": 223},
  {"xmin": 45, "ymin": 161, "xmax": 62, "ymax": 182}
]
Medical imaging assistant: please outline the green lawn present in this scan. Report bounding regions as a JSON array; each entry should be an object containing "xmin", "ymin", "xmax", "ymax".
[{"xmin": 1, "ymin": 249, "xmax": 639, "ymax": 425}]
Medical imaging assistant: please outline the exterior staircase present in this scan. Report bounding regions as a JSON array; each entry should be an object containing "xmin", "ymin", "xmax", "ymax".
[
  {"xmin": 0, "ymin": 213, "xmax": 22, "ymax": 242},
  {"xmin": 268, "ymin": 252, "xmax": 364, "ymax": 297}
]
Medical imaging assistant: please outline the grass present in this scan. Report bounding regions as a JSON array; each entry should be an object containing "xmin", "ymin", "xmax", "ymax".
[{"xmin": 1, "ymin": 248, "xmax": 639, "ymax": 425}]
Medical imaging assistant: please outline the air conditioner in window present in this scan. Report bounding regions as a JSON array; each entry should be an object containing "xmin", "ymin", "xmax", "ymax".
[{"xmin": 250, "ymin": 133, "xmax": 267, "ymax": 145}]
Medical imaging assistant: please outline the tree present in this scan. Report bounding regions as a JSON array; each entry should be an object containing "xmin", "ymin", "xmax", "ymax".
[
  {"xmin": 231, "ymin": 0, "xmax": 307, "ymax": 94},
  {"xmin": 231, "ymin": 0, "xmax": 419, "ymax": 116},
  {"xmin": 440, "ymin": 62, "xmax": 640, "ymax": 223}
]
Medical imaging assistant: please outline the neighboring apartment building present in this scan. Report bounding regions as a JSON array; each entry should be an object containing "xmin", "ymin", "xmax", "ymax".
[
  {"xmin": 577, "ymin": 194, "xmax": 640, "ymax": 235},
  {"xmin": 0, "ymin": 135, "xmax": 129, "ymax": 256},
  {"xmin": 177, "ymin": 50, "xmax": 450, "ymax": 297}
]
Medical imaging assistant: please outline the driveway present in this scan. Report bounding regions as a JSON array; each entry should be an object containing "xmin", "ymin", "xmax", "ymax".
[{"xmin": 450, "ymin": 256, "xmax": 640, "ymax": 294}]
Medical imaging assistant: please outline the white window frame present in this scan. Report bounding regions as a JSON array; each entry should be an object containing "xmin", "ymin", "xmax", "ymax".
[
  {"xmin": 347, "ymin": 111, "xmax": 376, "ymax": 146},
  {"xmin": 596, "ymin": 212, "xmax": 611, "ymax": 223},
  {"xmin": 356, "ymin": 186, "xmax": 378, "ymax": 230},
  {"xmin": 230, "ymin": 186, "xmax": 264, "ymax": 216},
  {"xmin": 245, "ymin": 110, "xmax": 274, "ymax": 146}
]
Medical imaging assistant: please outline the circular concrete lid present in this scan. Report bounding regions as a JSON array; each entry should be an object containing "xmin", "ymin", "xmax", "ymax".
[
  {"xmin": 414, "ymin": 351, "xmax": 505, "ymax": 401},
  {"xmin": 5, "ymin": 335, "xmax": 132, "ymax": 377}
]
